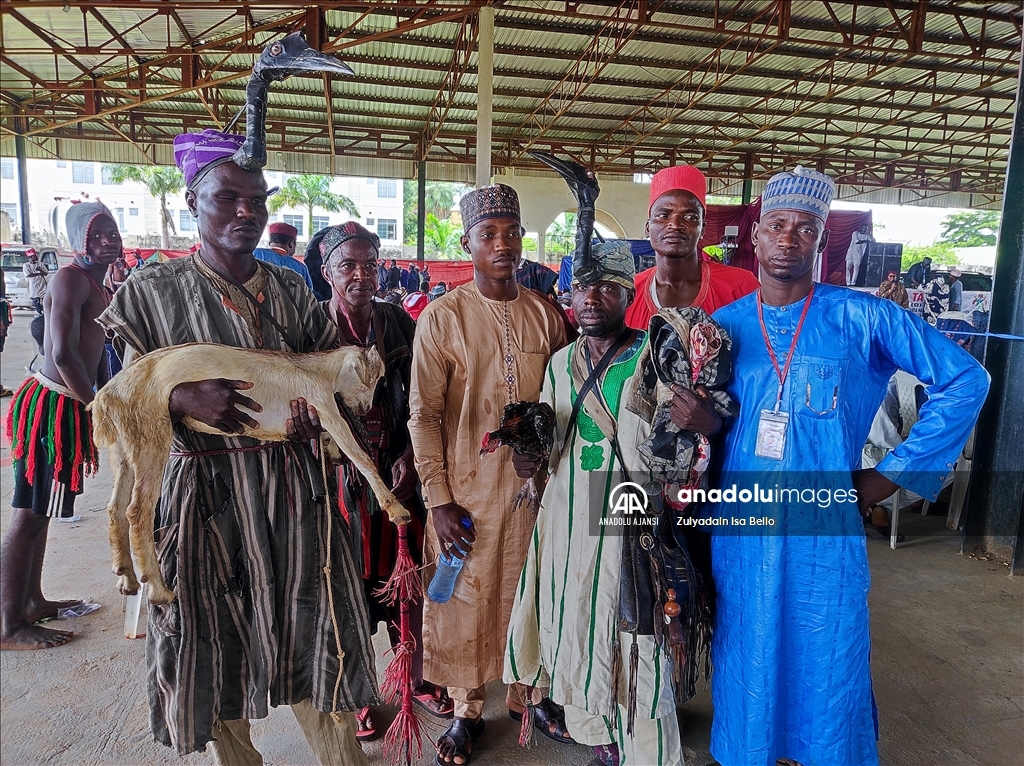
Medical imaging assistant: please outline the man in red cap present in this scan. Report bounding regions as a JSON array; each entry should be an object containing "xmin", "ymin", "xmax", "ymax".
[
  {"xmin": 254, "ymin": 221, "xmax": 315, "ymax": 290},
  {"xmin": 625, "ymin": 165, "xmax": 759, "ymax": 331}
]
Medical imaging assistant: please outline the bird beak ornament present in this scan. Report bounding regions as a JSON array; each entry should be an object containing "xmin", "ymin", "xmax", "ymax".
[
  {"xmin": 226, "ymin": 38, "xmax": 425, "ymax": 763},
  {"xmin": 228, "ymin": 32, "xmax": 355, "ymax": 171},
  {"xmin": 530, "ymin": 151, "xmax": 603, "ymax": 285}
]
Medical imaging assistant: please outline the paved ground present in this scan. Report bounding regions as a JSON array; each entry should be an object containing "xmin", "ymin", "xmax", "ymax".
[{"xmin": 1, "ymin": 313, "xmax": 1021, "ymax": 766}]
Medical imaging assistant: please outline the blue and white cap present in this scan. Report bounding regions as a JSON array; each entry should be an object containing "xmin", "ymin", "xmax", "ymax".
[{"xmin": 761, "ymin": 165, "xmax": 835, "ymax": 222}]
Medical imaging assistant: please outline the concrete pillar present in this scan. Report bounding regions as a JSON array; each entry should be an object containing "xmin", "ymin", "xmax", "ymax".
[
  {"xmin": 963, "ymin": 42, "xmax": 1024, "ymax": 573},
  {"xmin": 15, "ymin": 128, "xmax": 31, "ymax": 244},
  {"xmin": 475, "ymin": 6, "xmax": 494, "ymax": 189},
  {"xmin": 417, "ymin": 160, "xmax": 426, "ymax": 264},
  {"xmin": 537, "ymin": 232, "xmax": 545, "ymax": 262}
]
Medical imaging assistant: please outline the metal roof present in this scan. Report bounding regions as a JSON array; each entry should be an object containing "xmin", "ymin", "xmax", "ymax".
[{"xmin": 1, "ymin": 1, "xmax": 1020, "ymax": 207}]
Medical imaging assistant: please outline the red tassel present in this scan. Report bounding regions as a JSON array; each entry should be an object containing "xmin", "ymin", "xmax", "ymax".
[
  {"xmin": 379, "ymin": 632, "xmax": 414, "ymax": 705},
  {"xmin": 69, "ymin": 398, "xmax": 84, "ymax": 492},
  {"xmin": 373, "ymin": 524, "xmax": 423, "ymax": 606},
  {"xmin": 381, "ymin": 704, "xmax": 424, "ymax": 766},
  {"xmin": 380, "ymin": 523, "xmax": 426, "ymax": 765}
]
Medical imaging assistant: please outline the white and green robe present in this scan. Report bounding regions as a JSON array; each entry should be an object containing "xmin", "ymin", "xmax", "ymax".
[{"xmin": 504, "ymin": 334, "xmax": 685, "ymax": 766}]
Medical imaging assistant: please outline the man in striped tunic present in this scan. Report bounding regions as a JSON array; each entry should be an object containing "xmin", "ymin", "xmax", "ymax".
[
  {"xmin": 99, "ymin": 130, "xmax": 376, "ymax": 764},
  {"xmin": 505, "ymin": 240, "xmax": 726, "ymax": 765}
]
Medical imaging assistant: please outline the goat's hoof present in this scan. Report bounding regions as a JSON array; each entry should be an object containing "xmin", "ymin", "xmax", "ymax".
[
  {"xmin": 148, "ymin": 584, "xmax": 175, "ymax": 606},
  {"xmin": 117, "ymin": 574, "xmax": 141, "ymax": 596},
  {"xmin": 387, "ymin": 507, "xmax": 412, "ymax": 525}
]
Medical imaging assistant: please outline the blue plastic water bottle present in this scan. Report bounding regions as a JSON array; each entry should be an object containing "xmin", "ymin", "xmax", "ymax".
[{"xmin": 427, "ymin": 517, "xmax": 473, "ymax": 604}]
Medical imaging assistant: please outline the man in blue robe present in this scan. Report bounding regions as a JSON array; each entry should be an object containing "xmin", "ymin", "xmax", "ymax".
[
  {"xmin": 253, "ymin": 221, "xmax": 315, "ymax": 291},
  {"xmin": 707, "ymin": 166, "xmax": 989, "ymax": 766}
]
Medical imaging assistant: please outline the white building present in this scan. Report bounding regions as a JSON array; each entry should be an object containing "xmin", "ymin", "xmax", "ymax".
[
  {"xmin": 261, "ymin": 170, "xmax": 404, "ymax": 249},
  {"xmin": 1, "ymin": 156, "xmax": 162, "ymax": 244},
  {"xmin": 0, "ymin": 157, "xmax": 404, "ymax": 249}
]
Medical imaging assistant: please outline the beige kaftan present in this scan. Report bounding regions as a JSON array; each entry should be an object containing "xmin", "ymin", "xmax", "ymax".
[{"xmin": 408, "ymin": 281, "xmax": 566, "ymax": 689}]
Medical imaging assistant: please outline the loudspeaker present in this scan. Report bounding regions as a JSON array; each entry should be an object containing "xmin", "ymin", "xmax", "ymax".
[{"xmin": 864, "ymin": 242, "xmax": 903, "ymax": 288}]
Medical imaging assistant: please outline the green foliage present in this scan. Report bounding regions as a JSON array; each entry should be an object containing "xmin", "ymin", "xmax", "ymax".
[
  {"xmin": 403, "ymin": 180, "xmax": 467, "ymax": 245},
  {"xmin": 522, "ymin": 237, "xmax": 538, "ymax": 252},
  {"xmin": 423, "ymin": 213, "xmax": 465, "ymax": 259},
  {"xmin": 103, "ymin": 164, "xmax": 184, "ymax": 247},
  {"xmin": 938, "ymin": 210, "xmax": 1000, "ymax": 247},
  {"xmin": 545, "ymin": 213, "xmax": 576, "ymax": 255},
  {"xmin": 105, "ymin": 164, "xmax": 184, "ymax": 198},
  {"xmin": 268, "ymin": 175, "xmax": 358, "ymax": 237},
  {"xmin": 706, "ymin": 194, "xmax": 743, "ymax": 206},
  {"xmin": 900, "ymin": 242, "xmax": 961, "ymax": 272},
  {"xmin": 403, "ymin": 182, "xmax": 418, "ymax": 245}
]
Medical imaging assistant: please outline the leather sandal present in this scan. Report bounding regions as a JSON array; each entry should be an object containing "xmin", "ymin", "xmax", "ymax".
[
  {"xmin": 435, "ymin": 716, "xmax": 484, "ymax": 766},
  {"xmin": 508, "ymin": 698, "xmax": 575, "ymax": 744}
]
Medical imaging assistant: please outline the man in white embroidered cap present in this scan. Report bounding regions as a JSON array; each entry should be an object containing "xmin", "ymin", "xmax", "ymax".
[{"xmin": 707, "ymin": 166, "xmax": 990, "ymax": 766}]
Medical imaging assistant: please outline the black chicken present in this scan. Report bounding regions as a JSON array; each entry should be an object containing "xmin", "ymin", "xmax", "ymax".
[{"xmin": 480, "ymin": 401, "xmax": 556, "ymax": 514}]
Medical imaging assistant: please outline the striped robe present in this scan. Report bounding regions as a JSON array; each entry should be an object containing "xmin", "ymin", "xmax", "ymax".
[
  {"xmin": 504, "ymin": 337, "xmax": 682, "ymax": 763},
  {"xmin": 99, "ymin": 255, "xmax": 377, "ymax": 755}
]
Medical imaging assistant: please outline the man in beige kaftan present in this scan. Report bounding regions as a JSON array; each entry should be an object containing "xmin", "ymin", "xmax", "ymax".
[{"xmin": 409, "ymin": 184, "xmax": 567, "ymax": 764}]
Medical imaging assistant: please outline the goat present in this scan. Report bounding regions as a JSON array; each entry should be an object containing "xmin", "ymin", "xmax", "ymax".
[{"xmin": 89, "ymin": 342, "xmax": 411, "ymax": 605}]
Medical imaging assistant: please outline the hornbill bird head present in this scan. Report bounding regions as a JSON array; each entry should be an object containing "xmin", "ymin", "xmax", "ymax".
[
  {"xmin": 252, "ymin": 32, "xmax": 355, "ymax": 82},
  {"xmin": 230, "ymin": 33, "xmax": 355, "ymax": 171},
  {"xmin": 530, "ymin": 151, "xmax": 604, "ymax": 286}
]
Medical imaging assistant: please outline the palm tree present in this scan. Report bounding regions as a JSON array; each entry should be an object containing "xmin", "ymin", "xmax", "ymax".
[
  {"xmin": 424, "ymin": 213, "xmax": 465, "ymax": 259},
  {"xmin": 403, "ymin": 181, "xmax": 466, "ymax": 245},
  {"xmin": 546, "ymin": 212, "xmax": 576, "ymax": 255},
  {"xmin": 104, "ymin": 165, "xmax": 184, "ymax": 249},
  {"xmin": 425, "ymin": 181, "xmax": 466, "ymax": 220},
  {"xmin": 268, "ymin": 175, "xmax": 358, "ymax": 238}
]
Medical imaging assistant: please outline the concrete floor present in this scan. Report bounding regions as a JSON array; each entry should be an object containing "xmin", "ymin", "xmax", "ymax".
[{"xmin": 1, "ymin": 314, "xmax": 1021, "ymax": 766}]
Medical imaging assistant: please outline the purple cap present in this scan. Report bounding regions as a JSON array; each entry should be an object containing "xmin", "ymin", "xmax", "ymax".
[{"xmin": 173, "ymin": 130, "xmax": 246, "ymax": 189}]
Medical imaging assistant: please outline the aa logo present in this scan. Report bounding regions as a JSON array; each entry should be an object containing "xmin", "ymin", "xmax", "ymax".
[{"xmin": 608, "ymin": 482, "xmax": 649, "ymax": 516}]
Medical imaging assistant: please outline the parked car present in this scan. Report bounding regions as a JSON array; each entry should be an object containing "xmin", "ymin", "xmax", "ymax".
[
  {"xmin": 1, "ymin": 244, "xmax": 75, "ymax": 309},
  {"xmin": 905, "ymin": 269, "xmax": 993, "ymax": 315},
  {"xmin": 854, "ymin": 269, "xmax": 992, "ymax": 317}
]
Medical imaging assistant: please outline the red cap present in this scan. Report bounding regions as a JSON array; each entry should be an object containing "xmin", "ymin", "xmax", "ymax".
[
  {"xmin": 268, "ymin": 221, "xmax": 298, "ymax": 239},
  {"xmin": 648, "ymin": 165, "xmax": 707, "ymax": 213}
]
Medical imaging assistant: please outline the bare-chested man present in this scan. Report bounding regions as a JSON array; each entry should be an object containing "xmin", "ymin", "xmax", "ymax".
[{"xmin": 1, "ymin": 202, "xmax": 121, "ymax": 650}]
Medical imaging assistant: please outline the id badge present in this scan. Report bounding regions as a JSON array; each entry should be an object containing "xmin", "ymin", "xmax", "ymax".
[{"xmin": 755, "ymin": 409, "xmax": 789, "ymax": 460}]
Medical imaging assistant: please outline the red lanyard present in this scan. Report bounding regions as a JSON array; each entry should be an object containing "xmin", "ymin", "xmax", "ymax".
[{"xmin": 756, "ymin": 283, "xmax": 815, "ymax": 410}]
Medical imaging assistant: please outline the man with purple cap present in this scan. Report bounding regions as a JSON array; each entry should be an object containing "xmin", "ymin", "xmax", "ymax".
[
  {"xmin": 409, "ymin": 183, "xmax": 569, "ymax": 764},
  {"xmin": 253, "ymin": 220, "xmax": 315, "ymax": 290},
  {"xmin": 2, "ymin": 201, "xmax": 122, "ymax": 651},
  {"xmin": 98, "ymin": 129, "xmax": 376, "ymax": 765},
  {"xmin": 625, "ymin": 164, "xmax": 759, "ymax": 331},
  {"xmin": 707, "ymin": 166, "xmax": 989, "ymax": 765}
]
